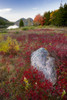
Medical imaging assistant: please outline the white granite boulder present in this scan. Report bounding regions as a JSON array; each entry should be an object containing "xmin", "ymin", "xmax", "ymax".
[{"xmin": 31, "ymin": 48, "xmax": 57, "ymax": 85}]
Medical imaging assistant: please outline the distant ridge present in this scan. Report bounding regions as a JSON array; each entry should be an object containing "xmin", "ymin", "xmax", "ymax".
[
  {"xmin": 0, "ymin": 16, "xmax": 9, "ymax": 22},
  {"xmin": 0, "ymin": 16, "xmax": 14, "ymax": 28},
  {"xmin": 15, "ymin": 18, "xmax": 33, "ymax": 26}
]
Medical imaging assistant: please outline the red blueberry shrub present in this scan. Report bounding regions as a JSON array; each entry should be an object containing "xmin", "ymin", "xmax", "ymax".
[{"xmin": 0, "ymin": 29, "xmax": 67, "ymax": 100}]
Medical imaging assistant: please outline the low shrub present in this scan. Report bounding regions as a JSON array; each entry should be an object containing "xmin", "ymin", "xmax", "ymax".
[
  {"xmin": 0, "ymin": 34, "xmax": 4, "ymax": 41},
  {"xmin": 0, "ymin": 29, "xmax": 8, "ymax": 34},
  {"xmin": 29, "ymin": 26, "xmax": 35, "ymax": 30},
  {"xmin": 22, "ymin": 26, "xmax": 35, "ymax": 30},
  {"xmin": 0, "ymin": 36, "xmax": 20, "ymax": 55},
  {"xmin": 0, "ymin": 30, "xmax": 67, "ymax": 100},
  {"xmin": 14, "ymin": 31, "xmax": 19, "ymax": 34},
  {"xmin": 37, "ymin": 25, "xmax": 43, "ymax": 28},
  {"xmin": 22, "ymin": 27, "xmax": 29, "ymax": 30}
]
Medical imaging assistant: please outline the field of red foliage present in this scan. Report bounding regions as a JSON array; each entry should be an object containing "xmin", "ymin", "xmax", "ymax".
[{"xmin": 0, "ymin": 28, "xmax": 67, "ymax": 100}]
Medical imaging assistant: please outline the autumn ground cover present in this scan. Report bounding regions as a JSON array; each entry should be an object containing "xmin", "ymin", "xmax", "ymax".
[{"xmin": 0, "ymin": 28, "xmax": 67, "ymax": 100}]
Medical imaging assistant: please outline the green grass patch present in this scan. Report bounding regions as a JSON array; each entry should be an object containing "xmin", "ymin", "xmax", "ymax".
[
  {"xmin": 0, "ymin": 28, "xmax": 8, "ymax": 34},
  {"xmin": 22, "ymin": 26, "xmax": 35, "ymax": 31}
]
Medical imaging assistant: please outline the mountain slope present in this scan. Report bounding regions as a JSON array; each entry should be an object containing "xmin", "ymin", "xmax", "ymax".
[
  {"xmin": 0, "ymin": 16, "xmax": 14, "ymax": 28},
  {"xmin": 0, "ymin": 17, "xmax": 9, "ymax": 21}
]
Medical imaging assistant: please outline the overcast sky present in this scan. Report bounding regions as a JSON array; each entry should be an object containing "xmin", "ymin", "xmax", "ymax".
[{"xmin": 0, "ymin": 0, "xmax": 67, "ymax": 22}]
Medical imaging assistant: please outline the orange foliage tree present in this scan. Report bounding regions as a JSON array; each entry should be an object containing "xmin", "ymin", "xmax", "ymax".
[{"xmin": 34, "ymin": 14, "xmax": 45, "ymax": 26}]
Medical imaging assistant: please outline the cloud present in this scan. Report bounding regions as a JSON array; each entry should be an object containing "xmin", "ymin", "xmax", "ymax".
[{"xmin": 0, "ymin": 8, "xmax": 12, "ymax": 13}]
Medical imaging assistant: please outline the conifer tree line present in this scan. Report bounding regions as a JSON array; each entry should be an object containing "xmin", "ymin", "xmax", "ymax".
[{"xmin": 34, "ymin": 3, "xmax": 67, "ymax": 26}]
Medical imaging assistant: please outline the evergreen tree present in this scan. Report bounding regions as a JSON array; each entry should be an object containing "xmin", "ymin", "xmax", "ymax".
[
  {"xmin": 58, "ymin": 6, "xmax": 64, "ymax": 26},
  {"xmin": 50, "ymin": 10, "xmax": 59, "ymax": 26},
  {"xmin": 63, "ymin": 3, "xmax": 67, "ymax": 26},
  {"xmin": 19, "ymin": 19, "xmax": 24, "ymax": 27},
  {"xmin": 43, "ymin": 11, "xmax": 50, "ymax": 25}
]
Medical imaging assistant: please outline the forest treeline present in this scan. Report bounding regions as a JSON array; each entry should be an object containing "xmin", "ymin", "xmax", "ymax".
[{"xmin": 34, "ymin": 3, "xmax": 67, "ymax": 26}]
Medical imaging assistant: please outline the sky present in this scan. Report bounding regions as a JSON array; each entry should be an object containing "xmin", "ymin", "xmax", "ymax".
[{"xmin": 0, "ymin": 0, "xmax": 67, "ymax": 22}]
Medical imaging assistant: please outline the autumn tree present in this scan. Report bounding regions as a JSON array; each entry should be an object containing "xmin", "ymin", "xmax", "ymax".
[{"xmin": 34, "ymin": 14, "xmax": 45, "ymax": 26}]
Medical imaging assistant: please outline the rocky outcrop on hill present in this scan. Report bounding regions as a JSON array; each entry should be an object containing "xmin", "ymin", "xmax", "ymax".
[{"xmin": 15, "ymin": 18, "xmax": 33, "ymax": 26}]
